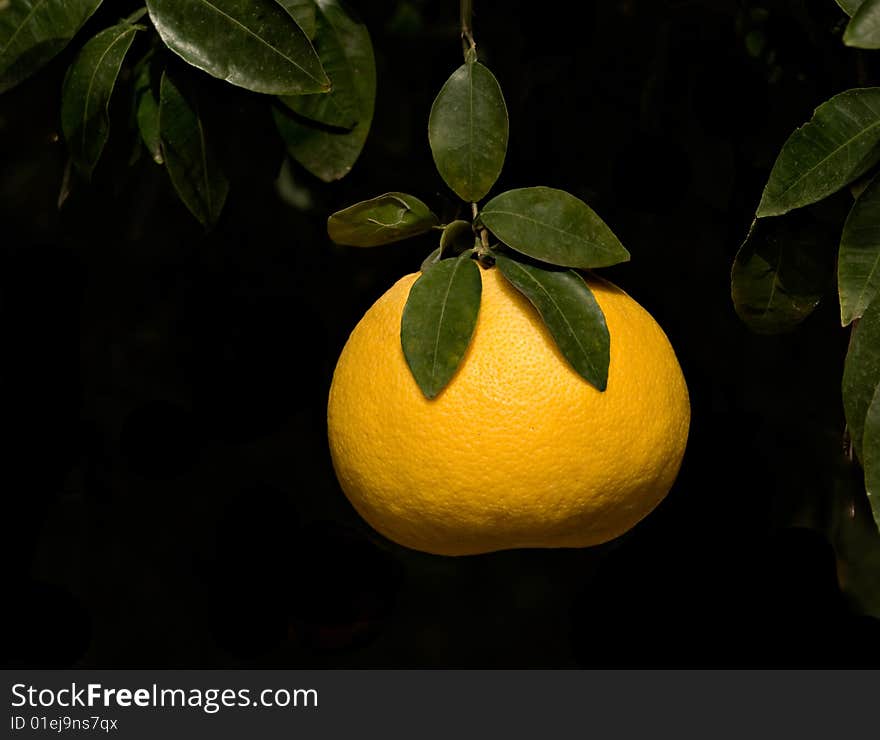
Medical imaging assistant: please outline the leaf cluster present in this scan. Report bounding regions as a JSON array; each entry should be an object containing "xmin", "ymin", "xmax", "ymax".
[
  {"xmin": 733, "ymin": 0, "xmax": 880, "ymax": 532},
  {"xmin": 328, "ymin": 51, "xmax": 628, "ymax": 399},
  {"xmin": 0, "ymin": 0, "xmax": 377, "ymax": 226}
]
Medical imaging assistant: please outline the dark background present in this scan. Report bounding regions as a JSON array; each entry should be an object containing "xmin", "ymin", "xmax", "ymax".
[{"xmin": 4, "ymin": 0, "xmax": 880, "ymax": 668}]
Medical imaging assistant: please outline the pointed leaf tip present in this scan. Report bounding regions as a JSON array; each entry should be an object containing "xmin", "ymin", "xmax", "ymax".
[
  {"xmin": 495, "ymin": 254, "xmax": 610, "ymax": 391},
  {"xmin": 481, "ymin": 187, "xmax": 629, "ymax": 269}
]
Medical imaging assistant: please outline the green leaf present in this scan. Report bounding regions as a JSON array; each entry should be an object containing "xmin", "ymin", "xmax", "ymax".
[
  {"xmin": 731, "ymin": 211, "xmax": 834, "ymax": 334},
  {"xmin": 0, "ymin": 0, "xmax": 103, "ymax": 94},
  {"xmin": 843, "ymin": 296, "xmax": 880, "ymax": 459},
  {"xmin": 60, "ymin": 21, "xmax": 141, "ymax": 179},
  {"xmin": 837, "ymin": 0, "xmax": 867, "ymax": 16},
  {"xmin": 279, "ymin": 0, "xmax": 360, "ymax": 129},
  {"xmin": 145, "ymin": 0, "xmax": 329, "ymax": 95},
  {"xmin": 495, "ymin": 254, "xmax": 610, "ymax": 391},
  {"xmin": 273, "ymin": 0, "xmax": 375, "ymax": 181},
  {"xmin": 845, "ymin": 0, "xmax": 880, "ymax": 48},
  {"xmin": 401, "ymin": 253, "xmax": 482, "ymax": 399},
  {"xmin": 838, "ymin": 173, "xmax": 880, "ymax": 325},
  {"xmin": 440, "ymin": 219, "xmax": 476, "ymax": 255},
  {"xmin": 277, "ymin": 0, "xmax": 317, "ymax": 39},
  {"xmin": 159, "ymin": 70, "xmax": 229, "ymax": 228},
  {"xmin": 327, "ymin": 192, "xmax": 438, "ymax": 246},
  {"xmin": 428, "ymin": 61, "xmax": 508, "ymax": 203},
  {"xmin": 480, "ymin": 187, "xmax": 630, "ymax": 269},
  {"xmin": 756, "ymin": 89, "xmax": 880, "ymax": 217},
  {"xmin": 860, "ymin": 384, "xmax": 880, "ymax": 531},
  {"xmin": 133, "ymin": 53, "xmax": 163, "ymax": 165},
  {"xmin": 420, "ymin": 246, "xmax": 442, "ymax": 273}
]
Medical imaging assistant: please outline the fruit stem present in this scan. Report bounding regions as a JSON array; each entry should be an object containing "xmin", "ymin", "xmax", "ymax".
[{"xmin": 461, "ymin": 0, "xmax": 477, "ymax": 61}]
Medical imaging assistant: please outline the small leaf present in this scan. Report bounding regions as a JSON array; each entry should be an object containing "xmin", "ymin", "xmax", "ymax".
[
  {"xmin": 145, "ymin": 0, "xmax": 329, "ymax": 95},
  {"xmin": 328, "ymin": 192, "xmax": 438, "ymax": 246},
  {"xmin": 274, "ymin": 0, "xmax": 375, "ymax": 181},
  {"xmin": 440, "ymin": 220, "xmax": 476, "ymax": 255},
  {"xmin": 480, "ymin": 187, "xmax": 630, "ymax": 268},
  {"xmin": 495, "ymin": 254, "xmax": 610, "ymax": 391},
  {"xmin": 133, "ymin": 53, "xmax": 163, "ymax": 165},
  {"xmin": 731, "ymin": 210, "xmax": 834, "ymax": 334},
  {"xmin": 861, "ymin": 384, "xmax": 880, "ymax": 531},
  {"xmin": 0, "ymin": 0, "xmax": 103, "ymax": 94},
  {"xmin": 280, "ymin": 0, "xmax": 359, "ymax": 129},
  {"xmin": 277, "ymin": 0, "xmax": 317, "ymax": 39},
  {"xmin": 845, "ymin": 0, "xmax": 880, "ymax": 48},
  {"xmin": 839, "ymin": 173, "xmax": 880, "ymax": 325},
  {"xmin": 401, "ymin": 253, "xmax": 482, "ymax": 399},
  {"xmin": 159, "ymin": 70, "xmax": 229, "ymax": 228},
  {"xmin": 843, "ymin": 296, "xmax": 880, "ymax": 459},
  {"xmin": 428, "ymin": 61, "xmax": 508, "ymax": 203},
  {"xmin": 756, "ymin": 89, "xmax": 880, "ymax": 217},
  {"xmin": 837, "ymin": 0, "xmax": 867, "ymax": 16},
  {"xmin": 60, "ymin": 21, "xmax": 141, "ymax": 179}
]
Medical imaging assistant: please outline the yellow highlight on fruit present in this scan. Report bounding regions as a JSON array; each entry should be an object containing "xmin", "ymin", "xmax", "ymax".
[{"xmin": 328, "ymin": 266, "xmax": 690, "ymax": 556}]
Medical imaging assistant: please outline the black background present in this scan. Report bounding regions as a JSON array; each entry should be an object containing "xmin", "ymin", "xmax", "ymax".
[{"xmin": 4, "ymin": 0, "xmax": 880, "ymax": 668}]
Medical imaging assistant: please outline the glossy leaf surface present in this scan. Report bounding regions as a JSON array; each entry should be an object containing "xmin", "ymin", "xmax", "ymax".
[{"xmin": 481, "ymin": 187, "xmax": 630, "ymax": 268}]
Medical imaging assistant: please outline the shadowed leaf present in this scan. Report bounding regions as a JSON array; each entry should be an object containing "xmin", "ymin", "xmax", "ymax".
[
  {"xmin": 843, "ymin": 296, "xmax": 880, "ymax": 459},
  {"xmin": 145, "ymin": 0, "xmax": 329, "ymax": 95},
  {"xmin": 133, "ymin": 52, "xmax": 163, "ymax": 165},
  {"xmin": 839, "ymin": 173, "xmax": 880, "ymax": 324},
  {"xmin": 401, "ymin": 253, "xmax": 481, "ymax": 399},
  {"xmin": 61, "ymin": 21, "xmax": 141, "ymax": 179},
  {"xmin": 277, "ymin": 0, "xmax": 317, "ymax": 39},
  {"xmin": 280, "ymin": 0, "xmax": 359, "ymax": 129},
  {"xmin": 274, "ymin": 0, "xmax": 374, "ymax": 181},
  {"xmin": 0, "ymin": 0, "xmax": 103, "ymax": 94},
  {"xmin": 731, "ymin": 211, "xmax": 834, "ymax": 334},
  {"xmin": 481, "ymin": 187, "xmax": 630, "ymax": 268},
  {"xmin": 159, "ymin": 70, "xmax": 229, "ymax": 228},
  {"xmin": 495, "ymin": 254, "xmax": 610, "ymax": 391},
  {"xmin": 845, "ymin": 0, "xmax": 880, "ymax": 48},
  {"xmin": 860, "ymin": 384, "xmax": 880, "ymax": 531}
]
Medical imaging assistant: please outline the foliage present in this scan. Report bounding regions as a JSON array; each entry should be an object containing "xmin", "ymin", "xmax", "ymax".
[
  {"xmin": 733, "ymin": 0, "xmax": 880, "ymax": 611},
  {"xmin": 327, "ymin": 10, "xmax": 628, "ymax": 399},
  {"xmin": 0, "ymin": 0, "xmax": 376, "ymax": 225}
]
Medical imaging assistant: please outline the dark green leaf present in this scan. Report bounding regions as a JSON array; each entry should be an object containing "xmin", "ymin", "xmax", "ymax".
[
  {"xmin": 274, "ymin": 0, "xmax": 374, "ymax": 181},
  {"xmin": 159, "ymin": 70, "xmax": 229, "ymax": 228},
  {"xmin": 480, "ymin": 187, "xmax": 630, "ymax": 268},
  {"xmin": 280, "ymin": 0, "xmax": 358, "ymax": 128},
  {"xmin": 731, "ymin": 211, "xmax": 834, "ymax": 334},
  {"xmin": 756, "ymin": 89, "xmax": 880, "ymax": 217},
  {"xmin": 401, "ymin": 253, "xmax": 482, "ymax": 399},
  {"xmin": 0, "ymin": 0, "xmax": 103, "ymax": 94},
  {"xmin": 495, "ymin": 254, "xmax": 610, "ymax": 391},
  {"xmin": 441, "ymin": 219, "xmax": 476, "ymax": 254},
  {"xmin": 145, "ymin": 0, "xmax": 329, "ymax": 95},
  {"xmin": 328, "ymin": 192, "xmax": 437, "ymax": 246},
  {"xmin": 860, "ymin": 384, "xmax": 880, "ymax": 531},
  {"xmin": 420, "ymin": 246, "xmax": 442, "ymax": 273},
  {"xmin": 845, "ymin": 0, "xmax": 880, "ymax": 48},
  {"xmin": 843, "ymin": 295, "xmax": 880, "ymax": 459},
  {"xmin": 277, "ymin": 0, "xmax": 317, "ymax": 39},
  {"xmin": 60, "ymin": 21, "xmax": 141, "ymax": 179},
  {"xmin": 428, "ymin": 61, "xmax": 508, "ymax": 203},
  {"xmin": 133, "ymin": 53, "xmax": 163, "ymax": 165},
  {"xmin": 839, "ymin": 173, "xmax": 880, "ymax": 325},
  {"xmin": 837, "ymin": 0, "xmax": 866, "ymax": 16}
]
